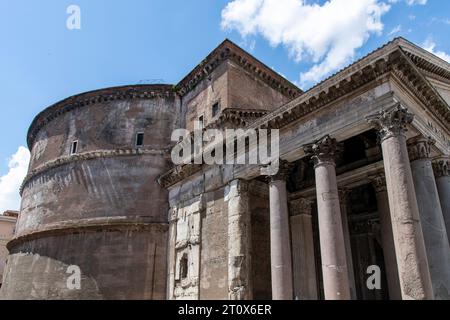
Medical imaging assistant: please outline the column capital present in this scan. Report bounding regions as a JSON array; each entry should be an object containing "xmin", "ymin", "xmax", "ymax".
[
  {"xmin": 229, "ymin": 179, "xmax": 249, "ymax": 196},
  {"xmin": 369, "ymin": 174, "xmax": 387, "ymax": 193},
  {"xmin": 407, "ymin": 136, "xmax": 435, "ymax": 161},
  {"xmin": 304, "ymin": 135, "xmax": 342, "ymax": 168},
  {"xmin": 366, "ymin": 104, "xmax": 414, "ymax": 142},
  {"xmin": 338, "ymin": 188, "xmax": 351, "ymax": 201},
  {"xmin": 289, "ymin": 198, "xmax": 313, "ymax": 217},
  {"xmin": 267, "ymin": 160, "xmax": 294, "ymax": 182},
  {"xmin": 433, "ymin": 156, "xmax": 450, "ymax": 178}
]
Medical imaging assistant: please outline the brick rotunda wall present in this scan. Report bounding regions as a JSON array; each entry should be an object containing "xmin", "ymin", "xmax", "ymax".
[{"xmin": 0, "ymin": 85, "xmax": 180, "ymax": 299}]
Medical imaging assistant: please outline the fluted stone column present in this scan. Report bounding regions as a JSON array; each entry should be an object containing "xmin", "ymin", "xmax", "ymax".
[
  {"xmin": 305, "ymin": 136, "xmax": 351, "ymax": 300},
  {"xmin": 227, "ymin": 179, "xmax": 253, "ymax": 300},
  {"xmin": 408, "ymin": 137, "xmax": 450, "ymax": 300},
  {"xmin": 370, "ymin": 174, "xmax": 402, "ymax": 300},
  {"xmin": 268, "ymin": 161, "xmax": 294, "ymax": 300},
  {"xmin": 290, "ymin": 198, "xmax": 318, "ymax": 300},
  {"xmin": 338, "ymin": 188, "xmax": 357, "ymax": 300},
  {"xmin": 367, "ymin": 105, "xmax": 433, "ymax": 300},
  {"xmin": 433, "ymin": 157, "xmax": 450, "ymax": 244}
]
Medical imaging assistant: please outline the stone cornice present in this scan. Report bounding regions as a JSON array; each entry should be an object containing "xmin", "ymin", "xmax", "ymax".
[
  {"xmin": 393, "ymin": 49, "xmax": 450, "ymax": 124},
  {"xmin": 247, "ymin": 40, "xmax": 450, "ymax": 132},
  {"xmin": 158, "ymin": 164, "xmax": 203, "ymax": 189},
  {"xmin": 175, "ymin": 39, "xmax": 302, "ymax": 99},
  {"xmin": 27, "ymin": 84, "xmax": 176, "ymax": 150},
  {"xmin": 7, "ymin": 216, "xmax": 168, "ymax": 251},
  {"xmin": 2, "ymin": 210, "xmax": 18, "ymax": 218},
  {"xmin": 0, "ymin": 215, "xmax": 17, "ymax": 223},
  {"xmin": 401, "ymin": 45, "xmax": 450, "ymax": 82},
  {"xmin": 157, "ymin": 38, "xmax": 450, "ymax": 188},
  {"xmin": 20, "ymin": 147, "xmax": 170, "ymax": 196},
  {"xmin": 205, "ymin": 108, "xmax": 269, "ymax": 130}
]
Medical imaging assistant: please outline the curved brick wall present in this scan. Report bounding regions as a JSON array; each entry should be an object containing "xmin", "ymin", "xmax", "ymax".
[{"xmin": 0, "ymin": 85, "xmax": 180, "ymax": 299}]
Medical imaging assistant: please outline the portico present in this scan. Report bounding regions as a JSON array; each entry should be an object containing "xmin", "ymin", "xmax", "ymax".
[{"xmin": 159, "ymin": 37, "xmax": 450, "ymax": 301}]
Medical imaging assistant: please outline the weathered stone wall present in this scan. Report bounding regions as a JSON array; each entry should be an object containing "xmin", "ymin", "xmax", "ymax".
[
  {"xmin": 29, "ymin": 87, "xmax": 178, "ymax": 171},
  {"xmin": 0, "ymin": 214, "xmax": 17, "ymax": 287},
  {"xmin": 182, "ymin": 62, "xmax": 229, "ymax": 131},
  {"xmin": 181, "ymin": 59, "xmax": 295, "ymax": 132},
  {"xmin": 200, "ymin": 189, "xmax": 228, "ymax": 299},
  {"xmin": 2, "ymin": 226, "xmax": 167, "ymax": 299},
  {"xmin": 227, "ymin": 61, "xmax": 292, "ymax": 112},
  {"xmin": 167, "ymin": 172, "xmax": 271, "ymax": 300},
  {"xmin": 167, "ymin": 176, "xmax": 230, "ymax": 300},
  {"xmin": 1, "ymin": 85, "xmax": 180, "ymax": 299}
]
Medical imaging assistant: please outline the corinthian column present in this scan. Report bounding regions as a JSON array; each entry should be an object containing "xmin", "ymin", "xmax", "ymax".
[
  {"xmin": 433, "ymin": 157, "xmax": 450, "ymax": 244},
  {"xmin": 370, "ymin": 174, "xmax": 402, "ymax": 300},
  {"xmin": 338, "ymin": 188, "xmax": 357, "ymax": 300},
  {"xmin": 290, "ymin": 198, "xmax": 318, "ymax": 300},
  {"xmin": 408, "ymin": 138, "xmax": 450, "ymax": 299},
  {"xmin": 268, "ymin": 161, "xmax": 294, "ymax": 300},
  {"xmin": 367, "ymin": 105, "xmax": 433, "ymax": 300},
  {"xmin": 305, "ymin": 136, "xmax": 351, "ymax": 300},
  {"xmin": 227, "ymin": 179, "xmax": 252, "ymax": 300}
]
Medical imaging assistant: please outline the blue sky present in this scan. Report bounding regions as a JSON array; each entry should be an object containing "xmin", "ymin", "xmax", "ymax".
[{"xmin": 0, "ymin": 0, "xmax": 449, "ymax": 211}]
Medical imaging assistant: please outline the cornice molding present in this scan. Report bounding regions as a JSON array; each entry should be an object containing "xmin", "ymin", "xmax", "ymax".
[
  {"xmin": 156, "ymin": 39, "xmax": 450, "ymax": 187},
  {"xmin": 248, "ymin": 46, "xmax": 450, "ymax": 132},
  {"xmin": 403, "ymin": 50, "xmax": 450, "ymax": 82},
  {"xmin": 8, "ymin": 217, "xmax": 168, "ymax": 251},
  {"xmin": 27, "ymin": 84, "xmax": 176, "ymax": 150},
  {"xmin": 205, "ymin": 108, "xmax": 269, "ymax": 130},
  {"xmin": 175, "ymin": 40, "xmax": 302, "ymax": 99},
  {"xmin": 157, "ymin": 164, "xmax": 203, "ymax": 189},
  {"xmin": 394, "ymin": 49, "xmax": 450, "ymax": 124},
  {"xmin": 248, "ymin": 53, "xmax": 397, "ymax": 131}
]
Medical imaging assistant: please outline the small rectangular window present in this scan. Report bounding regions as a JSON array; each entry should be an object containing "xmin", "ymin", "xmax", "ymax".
[
  {"xmin": 70, "ymin": 141, "xmax": 78, "ymax": 155},
  {"xmin": 136, "ymin": 132, "xmax": 144, "ymax": 148},
  {"xmin": 198, "ymin": 115, "xmax": 204, "ymax": 130},
  {"xmin": 212, "ymin": 102, "xmax": 220, "ymax": 118}
]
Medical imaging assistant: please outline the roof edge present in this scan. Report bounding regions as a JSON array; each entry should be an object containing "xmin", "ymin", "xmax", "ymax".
[
  {"xmin": 175, "ymin": 39, "xmax": 302, "ymax": 99},
  {"xmin": 26, "ymin": 84, "xmax": 175, "ymax": 150}
]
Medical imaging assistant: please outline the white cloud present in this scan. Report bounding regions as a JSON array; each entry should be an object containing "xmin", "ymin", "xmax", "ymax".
[
  {"xmin": 221, "ymin": 0, "xmax": 391, "ymax": 88},
  {"xmin": 423, "ymin": 37, "xmax": 450, "ymax": 63},
  {"xmin": 0, "ymin": 147, "xmax": 30, "ymax": 213},
  {"xmin": 405, "ymin": 0, "xmax": 427, "ymax": 5},
  {"xmin": 387, "ymin": 25, "xmax": 402, "ymax": 36},
  {"xmin": 387, "ymin": 0, "xmax": 427, "ymax": 5}
]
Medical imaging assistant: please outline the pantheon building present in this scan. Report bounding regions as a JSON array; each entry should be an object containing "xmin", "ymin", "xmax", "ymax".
[{"xmin": 1, "ymin": 37, "xmax": 449, "ymax": 300}]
